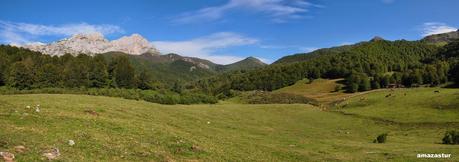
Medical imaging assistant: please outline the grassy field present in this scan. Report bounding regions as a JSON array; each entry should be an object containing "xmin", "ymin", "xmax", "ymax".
[
  {"xmin": 275, "ymin": 79, "xmax": 353, "ymax": 105},
  {"xmin": 335, "ymin": 88, "xmax": 459, "ymax": 123},
  {"xmin": 1, "ymin": 93, "xmax": 459, "ymax": 161}
]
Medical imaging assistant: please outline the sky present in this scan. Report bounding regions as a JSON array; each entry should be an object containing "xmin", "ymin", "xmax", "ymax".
[{"xmin": 0, "ymin": 0, "xmax": 458, "ymax": 64}]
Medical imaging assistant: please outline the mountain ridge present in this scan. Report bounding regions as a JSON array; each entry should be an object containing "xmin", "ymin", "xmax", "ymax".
[
  {"xmin": 23, "ymin": 32, "xmax": 160, "ymax": 56},
  {"xmin": 421, "ymin": 30, "xmax": 459, "ymax": 44}
]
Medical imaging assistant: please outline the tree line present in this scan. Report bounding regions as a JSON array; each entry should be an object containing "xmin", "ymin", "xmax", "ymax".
[
  {"xmin": 0, "ymin": 45, "xmax": 220, "ymax": 104},
  {"xmin": 0, "ymin": 45, "xmax": 152, "ymax": 90},
  {"xmin": 194, "ymin": 40, "xmax": 459, "ymax": 96}
]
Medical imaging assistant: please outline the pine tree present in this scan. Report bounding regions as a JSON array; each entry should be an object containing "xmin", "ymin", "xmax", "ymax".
[
  {"xmin": 112, "ymin": 56, "xmax": 135, "ymax": 88},
  {"xmin": 6, "ymin": 61, "xmax": 35, "ymax": 89},
  {"xmin": 36, "ymin": 63, "xmax": 61, "ymax": 88},
  {"xmin": 137, "ymin": 69, "xmax": 152, "ymax": 90},
  {"xmin": 63, "ymin": 60, "xmax": 89, "ymax": 88},
  {"xmin": 88, "ymin": 55, "xmax": 108, "ymax": 88}
]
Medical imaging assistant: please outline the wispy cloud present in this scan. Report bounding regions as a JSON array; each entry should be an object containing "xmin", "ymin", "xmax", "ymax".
[
  {"xmin": 152, "ymin": 32, "xmax": 260, "ymax": 64},
  {"xmin": 381, "ymin": 0, "xmax": 395, "ymax": 4},
  {"xmin": 421, "ymin": 22, "xmax": 457, "ymax": 36},
  {"xmin": 0, "ymin": 20, "xmax": 124, "ymax": 44},
  {"xmin": 260, "ymin": 44, "xmax": 317, "ymax": 53},
  {"xmin": 172, "ymin": 0, "xmax": 322, "ymax": 24}
]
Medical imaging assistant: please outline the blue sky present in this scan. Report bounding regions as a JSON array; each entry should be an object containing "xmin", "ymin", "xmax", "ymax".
[{"xmin": 0, "ymin": 0, "xmax": 458, "ymax": 64}]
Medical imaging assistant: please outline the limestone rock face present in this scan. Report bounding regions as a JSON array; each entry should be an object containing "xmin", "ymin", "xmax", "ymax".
[{"xmin": 23, "ymin": 32, "xmax": 159, "ymax": 56}]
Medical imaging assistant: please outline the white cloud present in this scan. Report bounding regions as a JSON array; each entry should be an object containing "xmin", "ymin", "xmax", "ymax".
[
  {"xmin": 421, "ymin": 22, "xmax": 457, "ymax": 36},
  {"xmin": 260, "ymin": 44, "xmax": 317, "ymax": 53},
  {"xmin": 173, "ymin": 0, "xmax": 321, "ymax": 24},
  {"xmin": 299, "ymin": 47, "xmax": 318, "ymax": 52},
  {"xmin": 0, "ymin": 20, "xmax": 124, "ymax": 44},
  {"xmin": 152, "ymin": 32, "xmax": 260, "ymax": 64}
]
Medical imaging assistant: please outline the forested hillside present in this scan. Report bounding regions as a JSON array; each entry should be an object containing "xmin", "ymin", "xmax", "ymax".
[
  {"xmin": 0, "ymin": 45, "xmax": 147, "ymax": 89},
  {"xmin": 195, "ymin": 39, "xmax": 459, "ymax": 97}
]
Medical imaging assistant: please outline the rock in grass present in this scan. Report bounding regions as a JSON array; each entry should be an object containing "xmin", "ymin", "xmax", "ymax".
[
  {"xmin": 14, "ymin": 145, "xmax": 26, "ymax": 153},
  {"xmin": 42, "ymin": 148, "xmax": 60, "ymax": 160},
  {"xmin": 68, "ymin": 140, "xmax": 75, "ymax": 146},
  {"xmin": 0, "ymin": 152, "xmax": 15, "ymax": 162}
]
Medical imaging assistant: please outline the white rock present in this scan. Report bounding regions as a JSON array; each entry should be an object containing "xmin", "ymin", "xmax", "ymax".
[
  {"xmin": 23, "ymin": 32, "xmax": 159, "ymax": 56},
  {"xmin": 68, "ymin": 140, "xmax": 75, "ymax": 146}
]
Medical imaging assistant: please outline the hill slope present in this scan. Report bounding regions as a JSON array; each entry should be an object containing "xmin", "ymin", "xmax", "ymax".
[
  {"xmin": 1, "ymin": 94, "xmax": 459, "ymax": 161},
  {"xmin": 197, "ymin": 40, "xmax": 439, "ymax": 94},
  {"xmin": 101, "ymin": 52, "xmax": 266, "ymax": 84},
  {"xmin": 336, "ymin": 88, "xmax": 459, "ymax": 123},
  {"xmin": 421, "ymin": 30, "xmax": 459, "ymax": 45},
  {"xmin": 217, "ymin": 56, "xmax": 267, "ymax": 72}
]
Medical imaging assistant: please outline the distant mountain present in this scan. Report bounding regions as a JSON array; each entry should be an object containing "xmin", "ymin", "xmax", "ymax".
[
  {"xmin": 100, "ymin": 52, "xmax": 217, "ymax": 83},
  {"xmin": 421, "ymin": 30, "xmax": 459, "ymax": 44},
  {"xmin": 23, "ymin": 32, "xmax": 159, "ymax": 56},
  {"xmin": 18, "ymin": 33, "xmax": 268, "ymax": 83},
  {"xmin": 273, "ymin": 44, "xmax": 354, "ymax": 64},
  {"xmin": 217, "ymin": 56, "xmax": 267, "ymax": 71},
  {"xmin": 198, "ymin": 38, "xmax": 440, "ymax": 94},
  {"xmin": 100, "ymin": 52, "xmax": 266, "ymax": 83}
]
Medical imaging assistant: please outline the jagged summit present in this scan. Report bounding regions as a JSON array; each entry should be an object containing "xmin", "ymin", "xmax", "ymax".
[{"xmin": 23, "ymin": 32, "xmax": 159, "ymax": 56}]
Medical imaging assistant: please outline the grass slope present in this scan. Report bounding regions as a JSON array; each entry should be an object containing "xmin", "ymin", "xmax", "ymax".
[
  {"xmin": 335, "ymin": 88, "xmax": 459, "ymax": 123},
  {"xmin": 275, "ymin": 79, "xmax": 351, "ymax": 105},
  {"xmin": 1, "ymin": 94, "xmax": 459, "ymax": 161}
]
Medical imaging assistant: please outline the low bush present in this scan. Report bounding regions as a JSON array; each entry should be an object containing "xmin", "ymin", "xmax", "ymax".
[
  {"xmin": 239, "ymin": 91, "xmax": 319, "ymax": 105},
  {"xmin": 442, "ymin": 131, "xmax": 459, "ymax": 144},
  {"xmin": 0, "ymin": 87, "xmax": 218, "ymax": 105},
  {"xmin": 373, "ymin": 133, "xmax": 388, "ymax": 143}
]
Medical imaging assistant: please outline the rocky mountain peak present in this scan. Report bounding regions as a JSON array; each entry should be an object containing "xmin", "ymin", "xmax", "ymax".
[
  {"xmin": 23, "ymin": 33, "xmax": 159, "ymax": 56},
  {"xmin": 70, "ymin": 32, "xmax": 106, "ymax": 41}
]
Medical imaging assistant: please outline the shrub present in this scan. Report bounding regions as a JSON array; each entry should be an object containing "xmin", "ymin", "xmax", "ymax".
[
  {"xmin": 239, "ymin": 91, "xmax": 319, "ymax": 105},
  {"xmin": 0, "ymin": 87, "xmax": 217, "ymax": 105},
  {"xmin": 334, "ymin": 84, "xmax": 343, "ymax": 92},
  {"xmin": 442, "ymin": 131, "xmax": 459, "ymax": 144},
  {"xmin": 373, "ymin": 133, "xmax": 388, "ymax": 143}
]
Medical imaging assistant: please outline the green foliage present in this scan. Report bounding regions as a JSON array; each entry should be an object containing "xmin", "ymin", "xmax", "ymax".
[
  {"xmin": 0, "ymin": 45, "xmax": 161, "ymax": 90},
  {"xmin": 0, "ymin": 87, "xmax": 217, "ymax": 104},
  {"xmin": 216, "ymin": 56, "xmax": 266, "ymax": 72},
  {"xmin": 36, "ymin": 63, "xmax": 61, "ymax": 88},
  {"xmin": 136, "ymin": 69, "xmax": 152, "ymax": 90},
  {"xmin": 238, "ymin": 91, "xmax": 319, "ymax": 105},
  {"xmin": 442, "ymin": 131, "xmax": 459, "ymax": 145},
  {"xmin": 373, "ymin": 133, "xmax": 388, "ymax": 143},
  {"xmin": 88, "ymin": 55, "xmax": 108, "ymax": 88},
  {"xmin": 113, "ymin": 55, "xmax": 136, "ymax": 88},
  {"xmin": 346, "ymin": 72, "xmax": 370, "ymax": 92},
  {"xmin": 334, "ymin": 84, "xmax": 343, "ymax": 92},
  {"xmin": 197, "ymin": 40, "xmax": 442, "ymax": 94},
  {"xmin": 6, "ymin": 60, "xmax": 35, "ymax": 89}
]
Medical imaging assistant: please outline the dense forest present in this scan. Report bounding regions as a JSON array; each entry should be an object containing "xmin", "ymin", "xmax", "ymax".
[
  {"xmin": 0, "ymin": 45, "xmax": 144, "ymax": 89},
  {"xmin": 194, "ymin": 39, "xmax": 459, "ymax": 97},
  {"xmin": 0, "ymin": 45, "xmax": 217, "ymax": 104}
]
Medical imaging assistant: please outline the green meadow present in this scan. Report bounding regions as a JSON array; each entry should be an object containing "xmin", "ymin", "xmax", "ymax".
[{"xmin": 1, "ymin": 91, "xmax": 458, "ymax": 161}]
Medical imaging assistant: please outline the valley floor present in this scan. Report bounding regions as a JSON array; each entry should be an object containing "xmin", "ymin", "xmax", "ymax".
[{"xmin": 0, "ymin": 89, "xmax": 458, "ymax": 161}]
